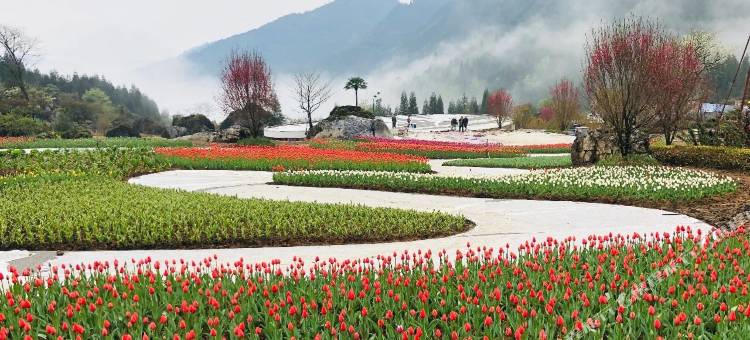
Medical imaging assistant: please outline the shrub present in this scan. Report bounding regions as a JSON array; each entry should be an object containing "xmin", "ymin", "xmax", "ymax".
[
  {"xmin": 652, "ymin": 145, "xmax": 750, "ymax": 172},
  {"xmin": 172, "ymin": 114, "xmax": 214, "ymax": 134},
  {"xmin": 105, "ymin": 124, "xmax": 141, "ymax": 138},
  {"xmin": 328, "ymin": 105, "xmax": 375, "ymax": 120},
  {"xmin": 0, "ymin": 114, "xmax": 50, "ymax": 136}
]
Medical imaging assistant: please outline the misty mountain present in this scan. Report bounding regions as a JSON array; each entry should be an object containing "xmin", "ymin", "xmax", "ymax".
[{"xmin": 178, "ymin": 0, "xmax": 750, "ymax": 107}]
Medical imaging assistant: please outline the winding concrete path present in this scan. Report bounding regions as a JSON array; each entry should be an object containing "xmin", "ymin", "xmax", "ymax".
[{"xmin": 6, "ymin": 168, "xmax": 709, "ymax": 274}]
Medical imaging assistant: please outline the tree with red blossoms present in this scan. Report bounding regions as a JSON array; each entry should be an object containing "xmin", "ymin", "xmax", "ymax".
[
  {"xmin": 651, "ymin": 39, "xmax": 705, "ymax": 145},
  {"xmin": 583, "ymin": 17, "xmax": 667, "ymax": 156},
  {"xmin": 487, "ymin": 89, "xmax": 513, "ymax": 128},
  {"xmin": 549, "ymin": 79, "xmax": 580, "ymax": 132},
  {"xmin": 539, "ymin": 106, "xmax": 555, "ymax": 122},
  {"xmin": 218, "ymin": 50, "xmax": 280, "ymax": 138}
]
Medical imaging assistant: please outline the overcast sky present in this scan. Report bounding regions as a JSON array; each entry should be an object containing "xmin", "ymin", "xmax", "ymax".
[{"xmin": 0, "ymin": 1, "xmax": 332, "ymax": 78}]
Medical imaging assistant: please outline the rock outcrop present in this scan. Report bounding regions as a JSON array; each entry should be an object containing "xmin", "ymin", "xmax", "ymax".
[
  {"xmin": 175, "ymin": 125, "xmax": 252, "ymax": 143},
  {"xmin": 310, "ymin": 115, "xmax": 390, "ymax": 139},
  {"xmin": 571, "ymin": 128, "xmax": 649, "ymax": 166},
  {"xmin": 727, "ymin": 204, "xmax": 750, "ymax": 230}
]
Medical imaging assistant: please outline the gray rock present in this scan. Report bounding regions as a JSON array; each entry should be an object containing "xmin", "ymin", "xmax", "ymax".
[
  {"xmin": 165, "ymin": 126, "xmax": 189, "ymax": 139},
  {"xmin": 571, "ymin": 128, "xmax": 649, "ymax": 166},
  {"xmin": 214, "ymin": 125, "xmax": 251, "ymax": 143},
  {"xmin": 727, "ymin": 204, "xmax": 750, "ymax": 230},
  {"xmin": 311, "ymin": 116, "xmax": 391, "ymax": 139}
]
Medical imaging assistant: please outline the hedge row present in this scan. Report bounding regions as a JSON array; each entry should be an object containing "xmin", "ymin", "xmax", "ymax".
[{"xmin": 652, "ymin": 145, "xmax": 750, "ymax": 172}]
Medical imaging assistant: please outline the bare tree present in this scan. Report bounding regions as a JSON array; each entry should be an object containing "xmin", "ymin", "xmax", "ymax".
[
  {"xmin": 293, "ymin": 71, "xmax": 332, "ymax": 134},
  {"xmin": 217, "ymin": 50, "xmax": 279, "ymax": 138},
  {"xmin": 0, "ymin": 25, "xmax": 37, "ymax": 102}
]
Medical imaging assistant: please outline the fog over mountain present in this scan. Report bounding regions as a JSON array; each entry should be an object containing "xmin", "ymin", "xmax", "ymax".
[{"xmin": 140, "ymin": 0, "xmax": 750, "ymax": 120}]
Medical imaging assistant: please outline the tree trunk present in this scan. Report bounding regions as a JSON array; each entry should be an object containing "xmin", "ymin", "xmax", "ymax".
[
  {"xmin": 307, "ymin": 112, "xmax": 314, "ymax": 135},
  {"xmin": 355, "ymin": 89, "xmax": 359, "ymax": 107}
]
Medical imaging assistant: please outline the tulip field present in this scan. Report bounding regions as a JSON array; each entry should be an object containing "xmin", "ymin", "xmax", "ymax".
[
  {"xmin": 0, "ymin": 137, "xmax": 192, "ymax": 149},
  {"xmin": 0, "ymin": 149, "xmax": 466, "ymax": 250},
  {"xmin": 443, "ymin": 156, "xmax": 573, "ymax": 169},
  {"xmin": 350, "ymin": 138, "xmax": 571, "ymax": 159},
  {"xmin": 155, "ymin": 145, "xmax": 431, "ymax": 173},
  {"xmin": 1, "ymin": 226, "xmax": 749, "ymax": 339},
  {"xmin": 273, "ymin": 166, "xmax": 737, "ymax": 201}
]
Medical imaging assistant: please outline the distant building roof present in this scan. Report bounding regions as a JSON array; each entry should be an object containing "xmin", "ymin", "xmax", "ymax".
[{"xmin": 701, "ymin": 103, "xmax": 735, "ymax": 113}]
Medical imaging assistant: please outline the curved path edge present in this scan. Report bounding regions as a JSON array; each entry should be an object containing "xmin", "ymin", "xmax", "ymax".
[{"xmin": 6, "ymin": 169, "xmax": 710, "ymax": 275}]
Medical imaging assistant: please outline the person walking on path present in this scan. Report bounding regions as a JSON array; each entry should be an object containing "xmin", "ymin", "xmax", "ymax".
[
  {"xmin": 458, "ymin": 116, "xmax": 465, "ymax": 132},
  {"xmin": 462, "ymin": 116, "xmax": 469, "ymax": 132},
  {"xmin": 450, "ymin": 118, "xmax": 458, "ymax": 131},
  {"xmin": 391, "ymin": 115, "xmax": 397, "ymax": 129}
]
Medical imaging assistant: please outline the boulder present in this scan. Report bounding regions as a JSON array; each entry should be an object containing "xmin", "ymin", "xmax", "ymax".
[
  {"xmin": 727, "ymin": 204, "xmax": 750, "ymax": 230},
  {"xmin": 310, "ymin": 115, "xmax": 391, "ymax": 139},
  {"xmin": 214, "ymin": 125, "xmax": 252, "ymax": 143},
  {"xmin": 163, "ymin": 126, "xmax": 189, "ymax": 139},
  {"xmin": 571, "ymin": 128, "xmax": 649, "ymax": 166}
]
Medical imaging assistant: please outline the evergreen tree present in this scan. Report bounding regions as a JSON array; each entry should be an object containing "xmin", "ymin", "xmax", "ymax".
[
  {"xmin": 428, "ymin": 93, "xmax": 438, "ymax": 115},
  {"xmin": 408, "ymin": 92, "xmax": 419, "ymax": 115},
  {"xmin": 399, "ymin": 91, "xmax": 409, "ymax": 115},
  {"xmin": 447, "ymin": 101, "xmax": 455, "ymax": 114},
  {"xmin": 437, "ymin": 95, "xmax": 444, "ymax": 114},
  {"xmin": 480, "ymin": 89, "xmax": 490, "ymax": 114},
  {"xmin": 470, "ymin": 97, "xmax": 480, "ymax": 114},
  {"xmin": 422, "ymin": 100, "xmax": 429, "ymax": 116},
  {"xmin": 459, "ymin": 94, "xmax": 469, "ymax": 114}
]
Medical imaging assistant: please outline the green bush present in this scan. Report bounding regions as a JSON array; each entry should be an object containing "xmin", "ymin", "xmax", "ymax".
[
  {"xmin": 652, "ymin": 145, "xmax": 750, "ymax": 172},
  {"xmin": 329, "ymin": 105, "xmax": 375, "ymax": 120},
  {"xmin": 0, "ymin": 114, "xmax": 50, "ymax": 136},
  {"xmin": 172, "ymin": 114, "xmax": 214, "ymax": 134}
]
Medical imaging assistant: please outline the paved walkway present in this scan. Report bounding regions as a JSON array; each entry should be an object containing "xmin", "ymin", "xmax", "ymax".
[{"xmin": 7, "ymin": 169, "xmax": 708, "ymax": 273}]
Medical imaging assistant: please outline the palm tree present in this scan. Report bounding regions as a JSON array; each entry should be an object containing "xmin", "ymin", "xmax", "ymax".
[{"xmin": 344, "ymin": 77, "xmax": 368, "ymax": 107}]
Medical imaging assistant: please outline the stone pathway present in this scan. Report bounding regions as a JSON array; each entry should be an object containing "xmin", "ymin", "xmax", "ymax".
[{"xmin": 7, "ymin": 169, "xmax": 709, "ymax": 273}]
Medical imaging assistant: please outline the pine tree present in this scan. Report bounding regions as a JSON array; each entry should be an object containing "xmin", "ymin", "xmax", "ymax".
[
  {"xmin": 470, "ymin": 97, "xmax": 480, "ymax": 114},
  {"xmin": 399, "ymin": 92, "xmax": 409, "ymax": 115},
  {"xmin": 408, "ymin": 92, "xmax": 419, "ymax": 115},
  {"xmin": 437, "ymin": 95, "xmax": 444, "ymax": 114},
  {"xmin": 428, "ymin": 93, "xmax": 438, "ymax": 115},
  {"xmin": 480, "ymin": 89, "xmax": 490, "ymax": 114},
  {"xmin": 422, "ymin": 100, "xmax": 429, "ymax": 116}
]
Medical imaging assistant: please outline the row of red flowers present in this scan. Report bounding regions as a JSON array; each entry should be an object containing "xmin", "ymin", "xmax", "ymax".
[
  {"xmin": 1, "ymin": 225, "xmax": 747, "ymax": 339},
  {"xmin": 154, "ymin": 145, "xmax": 431, "ymax": 173},
  {"xmin": 354, "ymin": 137, "xmax": 571, "ymax": 158},
  {"xmin": 0, "ymin": 137, "xmax": 33, "ymax": 148}
]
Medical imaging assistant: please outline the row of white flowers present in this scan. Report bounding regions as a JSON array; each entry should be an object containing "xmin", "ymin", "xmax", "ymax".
[{"xmin": 279, "ymin": 166, "xmax": 736, "ymax": 193}]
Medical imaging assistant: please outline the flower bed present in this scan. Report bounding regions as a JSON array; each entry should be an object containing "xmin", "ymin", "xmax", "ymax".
[
  {"xmin": 274, "ymin": 166, "xmax": 737, "ymax": 201},
  {"xmin": 156, "ymin": 145, "xmax": 431, "ymax": 173},
  {"xmin": 443, "ymin": 156, "xmax": 572, "ymax": 169},
  {"xmin": 0, "ymin": 149, "xmax": 465, "ymax": 250},
  {"xmin": 354, "ymin": 138, "xmax": 525, "ymax": 159},
  {"xmin": 0, "ymin": 176, "xmax": 468, "ymax": 250},
  {"xmin": 652, "ymin": 145, "xmax": 750, "ymax": 172},
  {"xmin": 0, "ymin": 137, "xmax": 192, "ymax": 149},
  {"xmin": 1, "ymin": 226, "xmax": 748, "ymax": 338}
]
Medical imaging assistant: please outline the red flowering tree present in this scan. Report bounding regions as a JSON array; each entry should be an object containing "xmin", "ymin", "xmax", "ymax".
[
  {"xmin": 539, "ymin": 106, "xmax": 555, "ymax": 122},
  {"xmin": 583, "ymin": 17, "xmax": 666, "ymax": 156},
  {"xmin": 218, "ymin": 50, "xmax": 279, "ymax": 137},
  {"xmin": 549, "ymin": 79, "xmax": 580, "ymax": 131},
  {"xmin": 651, "ymin": 40, "xmax": 705, "ymax": 145},
  {"xmin": 487, "ymin": 89, "xmax": 513, "ymax": 128}
]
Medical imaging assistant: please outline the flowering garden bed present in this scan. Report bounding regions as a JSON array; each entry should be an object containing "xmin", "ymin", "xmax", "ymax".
[
  {"xmin": 443, "ymin": 155, "xmax": 572, "ymax": 169},
  {"xmin": 351, "ymin": 138, "xmax": 571, "ymax": 159},
  {"xmin": 0, "ymin": 149, "xmax": 467, "ymax": 250},
  {"xmin": 0, "ymin": 137, "xmax": 192, "ymax": 149},
  {"xmin": 155, "ymin": 145, "xmax": 431, "ymax": 173},
  {"xmin": 1, "ymin": 226, "xmax": 748, "ymax": 338},
  {"xmin": 274, "ymin": 166, "xmax": 737, "ymax": 202}
]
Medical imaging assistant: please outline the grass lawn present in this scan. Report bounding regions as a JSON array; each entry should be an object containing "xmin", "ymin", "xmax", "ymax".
[{"xmin": 443, "ymin": 155, "xmax": 572, "ymax": 169}]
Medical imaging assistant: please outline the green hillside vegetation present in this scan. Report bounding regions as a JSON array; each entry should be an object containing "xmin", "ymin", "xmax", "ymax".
[{"xmin": 0, "ymin": 61, "xmax": 166, "ymax": 138}]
